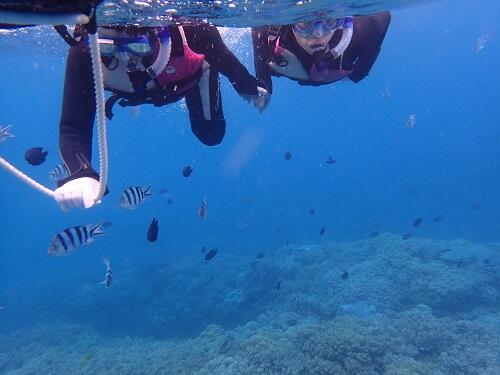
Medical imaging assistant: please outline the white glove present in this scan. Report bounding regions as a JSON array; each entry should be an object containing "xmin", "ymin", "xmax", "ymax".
[
  {"xmin": 253, "ymin": 87, "xmax": 271, "ymax": 113},
  {"xmin": 54, "ymin": 177, "xmax": 102, "ymax": 212}
]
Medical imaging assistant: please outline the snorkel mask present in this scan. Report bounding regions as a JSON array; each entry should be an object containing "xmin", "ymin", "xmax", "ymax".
[
  {"xmin": 98, "ymin": 36, "xmax": 153, "ymax": 57},
  {"xmin": 292, "ymin": 16, "xmax": 353, "ymax": 58},
  {"xmin": 95, "ymin": 27, "xmax": 171, "ymax": 92},
  {"xmin": 292, "ymin": 17, "xmax": 346, "ymax": 39}
]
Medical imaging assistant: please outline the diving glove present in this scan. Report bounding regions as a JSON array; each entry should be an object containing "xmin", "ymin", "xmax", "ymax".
[{"xmin": 54, "ymin": 177, "xmax": 102, "ymax": 212}]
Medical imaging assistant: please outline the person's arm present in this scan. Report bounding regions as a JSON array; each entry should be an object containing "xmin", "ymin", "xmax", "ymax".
[
  {"xmin": 58, "ymin": 45, "xmax": 99, "ymax": 186},
  {"xmin": 251, "ymin": 26, "xmax": 274, "ymax": 93},
  {"xmin": 187, "ymin": 25, "xmax": 258, "ymax": 96},
  {"xmin": 349, "ymin": 12, "xmax": 391, "ymax": 83},
  {"xmin": 55, "ymin": 45, "xmax": 103, "ymax": 211}
]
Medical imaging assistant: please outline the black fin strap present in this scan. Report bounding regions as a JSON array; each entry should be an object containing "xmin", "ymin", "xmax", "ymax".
[
  {"xmin": 118, "ymin": 97, "xmax": 149, "ymax": 108},
  {"xmin": 105, "ymin": 93, "xmax": 151, "ymax": 119},
  {"xmin": 105, "ymin": 94, "xmax": 122, "ymax": 120}
]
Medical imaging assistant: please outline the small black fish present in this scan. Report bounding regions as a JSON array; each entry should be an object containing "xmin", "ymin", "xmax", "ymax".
[
  {"xmin": 284, "ymin": 151, "xmax": 292, "ymax": 160},
  {"xmin": 182, "ymin": 165, "xmax": 193, "ymax": 177},
  {"xmin": 432, "ymin": 215, "xmax": 443, "ymax": 223},
  {"xmin": 147, "ymin": 218, "xmax": 159, "ymax": 242},
  {"xmin": 413, "ymin": 218, "xmax": 423, "ymax": 227},
  {"xmin": 341, "ymin": 271, "xmax": 349, "ymax": 280},
  {"xmin": 158, "ymin": 188, "xmax": 168, "ymax": 194},
  {"xmin": 456, "ymin": 259, "xmax": 463, "ymax": 268},
  {"xmin": 101, "ymin": 221, "xmax": 113, "ymax": 228},
  {"xmin": 256, "ymin": 252, "xmax": 265, "ymax": 259},
  {"xmin": 370, "ymin": 231, "xmax": 380, "ymax": 238},
  {"xmin": 25, "ymin": 147, "xmax": 48, "ymax": 166},
  {"xmin": 309, "ymin": 208, "xmax": 316, "ymax": 215},
  {"xmin": 205, "ymin": 248, "xmax": 218, "ymax": 261},
  {"xmin": 469, "ymin": 203, "xmax": 482, "ymax": 210},
  {"xmin": 275, "ymin": 280, "xmax": 282, "ymax": 290},
  {"xmin": 402, "ymin": 232, "xmax": 412, "ymax": 240},
  {"xmin": 201, "ymin": 246, "xmax": 208, "ymax": 254},
  {"xmin": 167, "ymin": 198, "xmax": 173, "ymax": 204},
  {"xmin": 325, "ymin": 155, "xmax": 336, "ymax": 165},
  {"xmin": 319, "ymin": 227, "xmax": 326, "ymax": 235},
  {"xmin": 199, "ymin": 195, "xmax": 208, "ymax": 220},
  {"xmin": 285, "ymin": 240, "xmax": 290, "ymax": 246}
]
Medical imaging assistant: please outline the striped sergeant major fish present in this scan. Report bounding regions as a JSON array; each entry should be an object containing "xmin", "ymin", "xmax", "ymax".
[
  {"xmin": 48, "ymin": 221, "xmax": 106, "ymax": 256},
  {"xmin": 100, "ymin": 257, "xmax": 112, "ymax": 288},
  {"xmin": 119, "ymin": 185, "xmax": 152, "ymax": 209},
  {"xmin": 0, "ymin": 125, "xmax": 14, "ymax": 143},
  {"xmin": 49, "ymin": 163, "xmax": 70, "ymax": 181}
]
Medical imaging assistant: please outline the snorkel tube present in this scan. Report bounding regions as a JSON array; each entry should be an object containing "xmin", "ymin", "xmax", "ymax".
[
  {"xmin": 330, "ymin": 16, "xmax": 353, "ymax": 58},
  {"xmin": 146, "ymin": 28, "xmax": 172, "ymax": 79}
]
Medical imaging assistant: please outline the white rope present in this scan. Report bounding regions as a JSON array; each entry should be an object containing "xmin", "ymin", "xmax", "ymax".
[
  {"xmin": 88, "ymin": 32, "xmax": 108, "ymax": 203},
  {"xmin": 0, "ymin": 30, "xmax": 108, "ymax": 206},
  {"xmin": 0, "ymin": 156, "xmax": 55, "ymax": 198}
]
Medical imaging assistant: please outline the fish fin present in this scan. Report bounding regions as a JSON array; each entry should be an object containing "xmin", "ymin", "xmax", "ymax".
[
  {"xmin": 144, "ymin": 184, "xmax": 153, "ymax": 197},
  {"xmin": 90, "ymin": 220, "xmax": 107, "ymax": 237}
]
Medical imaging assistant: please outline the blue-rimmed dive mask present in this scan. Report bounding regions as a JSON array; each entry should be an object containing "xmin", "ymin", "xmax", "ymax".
[
  {"xmin": 98, "ymin": 36, "xmax": 153, "ymax": 57},
  {"xmin": 292, "ymin": 17, "xmax": 345, "ymax": 39}
]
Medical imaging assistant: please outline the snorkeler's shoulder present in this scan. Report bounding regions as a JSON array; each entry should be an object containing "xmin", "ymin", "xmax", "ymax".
[
  {"xmin": 351, "ymin": 12, "xmax": 391, "ymax": 48},
  {"xmin": 355, "ymin": 12, "xmax": 391, "ymax": 35}
]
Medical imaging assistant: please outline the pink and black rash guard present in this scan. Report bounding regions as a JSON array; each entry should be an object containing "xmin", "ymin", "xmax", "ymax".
[{"xmin": 58, "ymin": 25, "xmax": 258, "ymax": 187}]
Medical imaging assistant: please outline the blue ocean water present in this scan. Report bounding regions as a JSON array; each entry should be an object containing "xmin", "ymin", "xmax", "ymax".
[{"xmin": 0, "ymin": 0, "xmax": 499, "ymax": 373}]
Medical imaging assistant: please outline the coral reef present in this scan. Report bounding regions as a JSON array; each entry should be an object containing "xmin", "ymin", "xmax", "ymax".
[{"xmin": 1, "ymin": 234, "xmax": 499, "ymax": 374}]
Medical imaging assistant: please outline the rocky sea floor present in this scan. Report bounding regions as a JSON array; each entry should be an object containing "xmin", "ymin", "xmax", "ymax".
[{"xmin": 1, "ymin": 233, "xmax": 499, "ymax": 374}]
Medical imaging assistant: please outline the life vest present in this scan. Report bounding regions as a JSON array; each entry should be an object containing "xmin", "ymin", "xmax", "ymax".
[
  {"xmin": 104, "ymin": 26, "xmax": 207, "ymax": 119},
  {"xmin": 267, "ymin": 19, "xmax": 354, "ymax": 84},
  {"xmin": 154, "ymin": 26, "xmax": 205, "ymax": 88}
]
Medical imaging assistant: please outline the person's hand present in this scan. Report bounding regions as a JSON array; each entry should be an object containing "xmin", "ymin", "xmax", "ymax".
[
  {"xmin": 253, "ymin": 86, "xmax": 271, "ymax": 113},
  {"xmin": 240, "ymin": 87, "xmax": 271, "ymax": 113},
  {"xmin": 54, "ymin": 177, "xmax": 102, "ymax": 212}
]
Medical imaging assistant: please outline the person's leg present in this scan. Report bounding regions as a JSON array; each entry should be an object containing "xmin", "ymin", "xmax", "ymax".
[{"xmin": 185, "ymin": 67, "xmax": 226, "ymax": 146}]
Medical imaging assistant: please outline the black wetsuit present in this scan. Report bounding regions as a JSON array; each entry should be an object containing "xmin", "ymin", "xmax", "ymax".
[
  {"xmin": 58, "ymin": 25, "xmax": 258, "ymax": 186},
  {"xmin": 251, "ymin": 12, "xmax": 391, "ymax": 93}
]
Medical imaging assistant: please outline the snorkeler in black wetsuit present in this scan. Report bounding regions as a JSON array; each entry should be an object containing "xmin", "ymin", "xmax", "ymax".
[
  {"xmin": 54, "ymin": 25, "xmax": 259, "ymax": 211},
  {"xmin": 250, "ymin": 12, "xmax": 391, "ymax": 110}
]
